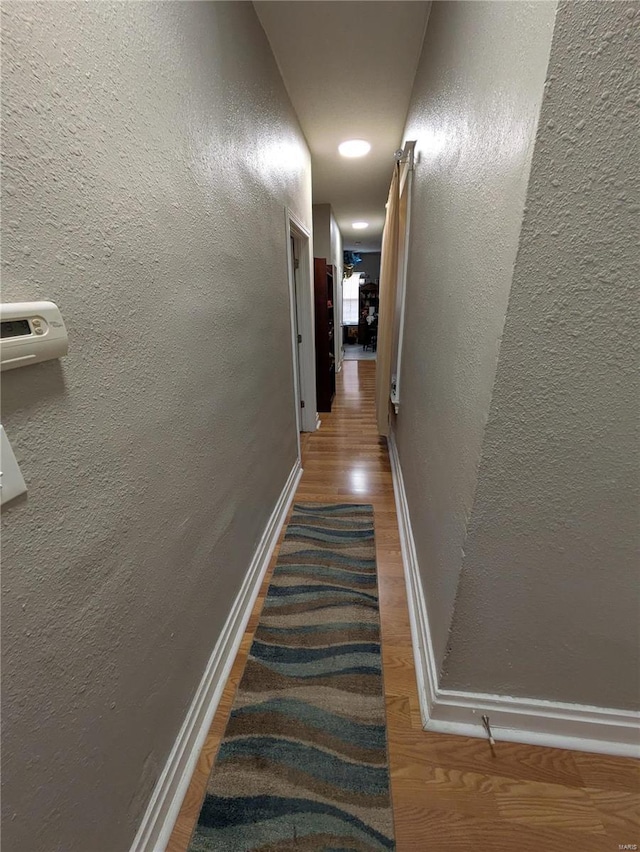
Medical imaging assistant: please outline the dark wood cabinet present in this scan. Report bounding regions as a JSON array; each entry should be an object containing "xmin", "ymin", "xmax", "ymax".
[{"xmin": 313, "ymin": 258, "xmax": 336, "ymax": 412}]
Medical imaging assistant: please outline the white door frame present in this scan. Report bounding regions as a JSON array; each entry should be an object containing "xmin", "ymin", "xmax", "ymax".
[
  {"xmin": 285, "ymin": 208, "xmax": 317, "ymax": 435},
  {"xmin": 390, "ymin": 140, "xmax": 416, "ymax": 412}
]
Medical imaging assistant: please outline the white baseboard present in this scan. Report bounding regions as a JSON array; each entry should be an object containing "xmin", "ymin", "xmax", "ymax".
[
  {"xmin": 130, "ymin": 459, "xmax": 303, "ymax": 852},
  {"xmin": 388, "ymin": 429, "xmax": 640, "ymax": 759},
  {"xmin": 387, "ymin": 429, "xmax": 439, "ymax": 727}
]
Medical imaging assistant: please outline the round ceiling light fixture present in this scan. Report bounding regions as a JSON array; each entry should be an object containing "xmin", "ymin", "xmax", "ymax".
[
  {"xmin": 352, "ymin": 221, "xmax": 369, "ymax": 230},
  {"xmin": 338, "ymin": 139, "xmax": 371, "ymax": 158}
]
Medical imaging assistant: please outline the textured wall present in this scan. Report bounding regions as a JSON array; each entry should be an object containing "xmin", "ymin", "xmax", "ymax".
[
  {"xmin": 442, "ymin": 0, "xmax": 640, "ymax": 709},
  {"xmin": 395, "ymin": 1, "xmax": 557, "ymax": 667},
  {"xmin": 0, "ymin": 3, "xmax": 311, "ymax": 850}
]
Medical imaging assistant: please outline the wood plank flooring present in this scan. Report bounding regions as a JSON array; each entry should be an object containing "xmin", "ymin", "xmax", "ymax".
[{"xmin": 167, "ymin": 360, "xmax": 639, "ymax": 852}]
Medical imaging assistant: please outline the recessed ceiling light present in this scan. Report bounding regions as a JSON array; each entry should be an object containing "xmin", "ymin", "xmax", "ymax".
[
  {"xmin": 352, "ymin": 222, "xmax": 369, "ymax": 230},
  {"xmin": 338, "ymin": 139, "xmax": 371, "ymax": 158}
]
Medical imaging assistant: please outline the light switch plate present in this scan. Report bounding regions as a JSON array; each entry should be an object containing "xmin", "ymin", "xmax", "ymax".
[{"xmin": 1, "ymin": 425, "xmax": 27, "ymax": 505}]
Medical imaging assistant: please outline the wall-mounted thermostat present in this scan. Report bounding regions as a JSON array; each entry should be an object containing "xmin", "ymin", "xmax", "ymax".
[{"xmin": 0, "ymin": 301, "xmax": 68, "ymax": 371}]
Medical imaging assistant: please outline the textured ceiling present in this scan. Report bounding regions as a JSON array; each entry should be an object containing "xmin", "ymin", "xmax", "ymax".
[{"xmin": 254, "ymin": 1, "xmax": 430, "ymax": 251}]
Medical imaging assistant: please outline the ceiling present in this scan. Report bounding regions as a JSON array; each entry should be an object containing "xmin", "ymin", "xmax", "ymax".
[{"xmin": 254, "ymin": 1, "xmax": 430, "ymax": 252}]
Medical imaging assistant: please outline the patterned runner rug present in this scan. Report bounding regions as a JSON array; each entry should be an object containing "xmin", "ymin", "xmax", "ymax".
[{"xmin": 188, "ymin": 502, "xmax": 394, "ymax": 852}]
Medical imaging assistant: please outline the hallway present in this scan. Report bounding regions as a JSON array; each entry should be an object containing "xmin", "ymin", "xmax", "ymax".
[
  {"xmin": 168, "ymin": 361, "xmax": 638, "ymax": 852},
  {"xmin": 1, "ymin": 2, "xmax": 637, "ymax": 848}
]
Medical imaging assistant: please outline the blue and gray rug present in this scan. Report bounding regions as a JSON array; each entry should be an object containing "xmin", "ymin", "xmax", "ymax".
[{"xmin": 188, "ymin": 502, "xmax": 394, "ymax": 852}]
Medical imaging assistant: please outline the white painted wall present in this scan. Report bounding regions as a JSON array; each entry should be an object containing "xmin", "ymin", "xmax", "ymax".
[
  {"xmin": 395, "ymin": 0, "xmax": 557, "ymax": 668},
  {"xmin": 442, "ymin": 0, "xmax": 640, "ymax": 710},
  {"xmin": 0, "ymin": 3, "xmax": 311, "ymax": 850}
]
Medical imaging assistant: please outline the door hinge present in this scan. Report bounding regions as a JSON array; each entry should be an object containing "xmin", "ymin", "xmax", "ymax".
[
  {"xmin": 300, "ymin": 400, "xmax": 305, "ymax": 408},
  {"xmin": 294, "ymin": 258, "xmax": 300, "ymax": 270},
  {"xmin": 297, "ymin": 333, "xmax": 302, "ymax": 343}
]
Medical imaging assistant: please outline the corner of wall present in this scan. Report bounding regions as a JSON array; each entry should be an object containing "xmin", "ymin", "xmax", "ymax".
[
  {"xmin": 441, "ymin": 0, "xmax": 640, "ymax": 712},
  {"xmin": 394, "ymin": 0, "xmax": 558, "ymax": 675}
]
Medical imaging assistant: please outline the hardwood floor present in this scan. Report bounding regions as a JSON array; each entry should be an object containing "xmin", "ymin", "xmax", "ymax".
[{"xmin": 167, "ymin": 360, "xmax": 639, "ymax": 852}]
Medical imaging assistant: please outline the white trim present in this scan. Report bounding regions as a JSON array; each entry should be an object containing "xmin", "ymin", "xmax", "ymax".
[
  {"xmin": 333, "ymin": 261, "xmax": 343, "ymax": 375},
  {"xmin": 388, "ymin": 428, "xmax": 438, "ymax": 727},
  {"xmin": 285, "ymin": 208, "xmax": 317, "ymax": 433},
  {"xmin": 389, "ymin": 140, "xmax": 415, "ymax": 411},
  {"xmin": 388, "ymin": 429, "xmax": 640, "ymax": 759},
  {"xmin": 285, "ymin": 219, "xmax": 302, "ymax": 452},
  {"xmin": 130, "ymin": 459, "xmax": 303, "ymax": 852},
  {"xmin": 427, "ymin": 690, "xmax": 640, "ymax": 757}
]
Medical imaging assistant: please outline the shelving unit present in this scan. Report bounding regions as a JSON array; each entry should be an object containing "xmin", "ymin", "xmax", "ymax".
[
  {"xmin": 358, "ymin": 281, "xmax": 379, "ymax": 348},
  {"xmin": 313, "ymin": 257, "xmax": 336, "ymax": 412}
]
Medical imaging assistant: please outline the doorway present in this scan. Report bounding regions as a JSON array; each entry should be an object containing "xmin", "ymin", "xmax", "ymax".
[
  {"xmin": 285, "ymin": 209, "xmax": 317, "ymax": 443},
  {"xmin": 290, "ymin": 235, "xmax": 304, "ymax": 407}
]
